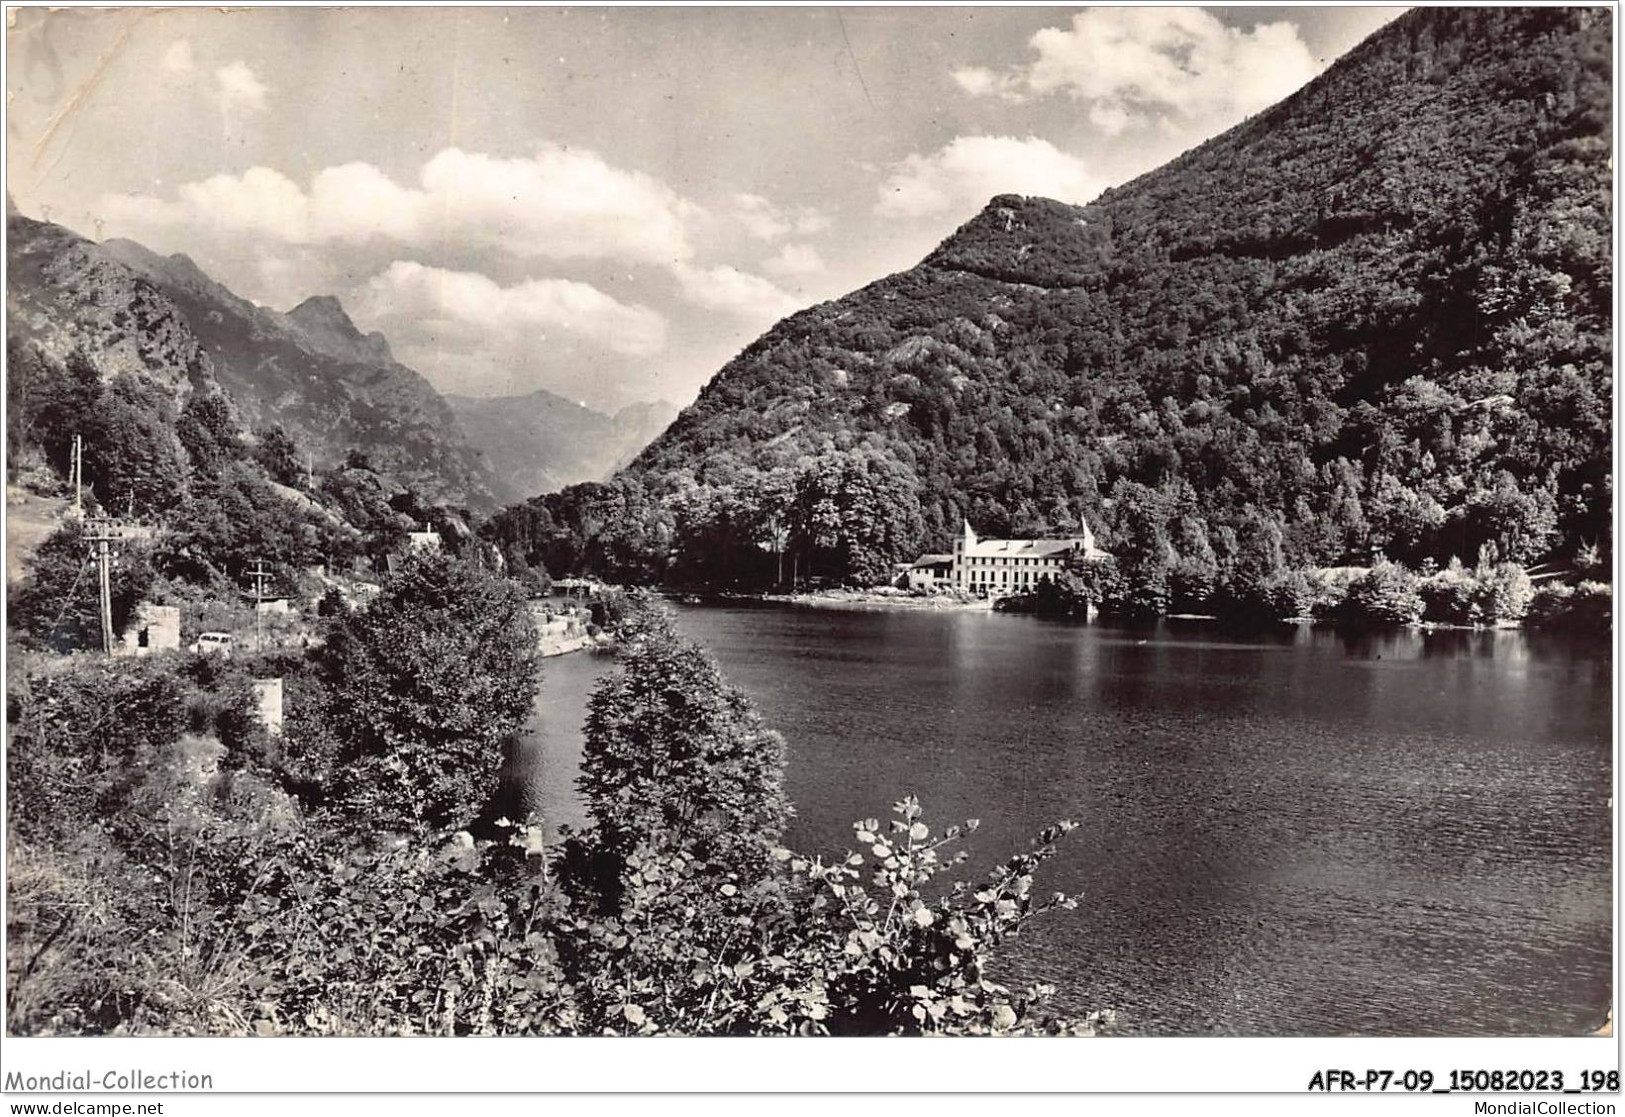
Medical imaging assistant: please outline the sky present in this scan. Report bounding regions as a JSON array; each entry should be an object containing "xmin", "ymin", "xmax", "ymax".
[{"xmin": 6, "ymin": 5, "xmax": 1406, "ymax": 413}]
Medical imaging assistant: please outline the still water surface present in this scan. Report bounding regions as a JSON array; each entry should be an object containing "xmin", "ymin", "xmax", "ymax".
[{"xmin": 516, "ymin": 603, "xmax": 1611, "ymax": 1036}]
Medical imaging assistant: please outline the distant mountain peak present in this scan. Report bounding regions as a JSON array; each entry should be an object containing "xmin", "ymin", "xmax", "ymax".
[
  {"xmin": 160, "ymin": 251, "xmax": 219, "ymax": 289},
  {"xmin": 289, "ymin": 294, "xmax": 359, "ymax": 334},
  {"xmin": 12, "ymin": 218, "xmax": 505, "ymax": 508},
  {"xmin": 287, "ymin": 294, "xmax": 392, "ymax": 363},
  {"xmin": 446, "ymin": 390, "xmax": 678, "ymax": 499}
]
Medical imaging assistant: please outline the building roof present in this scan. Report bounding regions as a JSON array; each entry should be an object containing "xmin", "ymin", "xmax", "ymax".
[
  {"xmin": 912, "ymin": 553, "xmax": 956, "ymax": 567},
  {"xmin": 961, "ymin": 537, "xmax": 1089, "ymax": 559}
]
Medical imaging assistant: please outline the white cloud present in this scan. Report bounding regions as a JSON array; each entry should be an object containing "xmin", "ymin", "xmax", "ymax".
[
  {"xmin": 358, "ymin": 261, "xmax": 667, "ymax": 357},
  {"xmin": 959, "ymin": 8, "xmax": 1318, "ymax": 137},
  {"xmin": 163, "ymin": 40, "xmax": 193, "ymax": 74},
  {"xmin": 215, "ymin": 61, "xmax": 269, "ymax": 115},
  {"xmin": 669, "ymin": 262, "xmax": 801, "ymax": 319},
  {"xmin": 761, "ymin": 242, "xmax": 826, "ymax": 278},
  {"xmin": 98, "ymin": 144, "xmax": 696, "ymax": 265},
  {"xmin": 419, "ymin": 147, "xmax": 694, "ymax": 263},
  {"xmin": 876, "ymin": 135, "xmax": 1102, "ymax": 218},
  {"xmin": 1087, "ymin": 102, "xmax": 1134, "ymax": 137},
  {"xmin": 178, "ymin": 166, "xmax": 309, "ymax": 242},
  {"xmin": 308, "ymin": 162, "xmax": 423, "ymax": 242},
  {"xmin": 951, "ymin": 66, "xmax": 1024, "ymax": 102},
  {"xmin": 731, "ymin": 193, "xmax": 832, "ymax": 240}
]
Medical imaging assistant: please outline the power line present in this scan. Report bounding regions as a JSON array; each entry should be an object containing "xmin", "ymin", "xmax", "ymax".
[
  {"xmin": 43, "ymin": 554, "xmax": 92, "ymax": 648},
  {"xmin": 71, "ymin": 433, "xmax": 83, "ymax": 516}
]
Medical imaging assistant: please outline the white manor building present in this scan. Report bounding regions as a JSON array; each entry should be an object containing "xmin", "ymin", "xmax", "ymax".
[{"xmin": 907, "ymin": 521, "xmax": 1108, "ymax": 598}]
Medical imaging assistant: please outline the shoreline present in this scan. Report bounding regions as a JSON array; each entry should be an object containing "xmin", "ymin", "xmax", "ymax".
[
  {"xmin": 537, "ymin": 633, "xmax": 608, "ymax": 657},
  {"xmin": 655, "ymin": 587, "xmax": 1606, "ymax": 633},
  {"xmin": 753, "ymin": 589, "xmax": 992, "ymax": 612}
]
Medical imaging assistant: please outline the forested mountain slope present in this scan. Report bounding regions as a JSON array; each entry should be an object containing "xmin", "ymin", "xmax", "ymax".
[
  {"xmin": 79, "ymin": 233, "xmax": 507, "ymax": 509},
  {"xmin": 553, "ymin": 7, "xmax": 1610, "ymax": 583},
  {"xmin": 6, "ymin": 211, "xmax": 498, "ymax": 602}
]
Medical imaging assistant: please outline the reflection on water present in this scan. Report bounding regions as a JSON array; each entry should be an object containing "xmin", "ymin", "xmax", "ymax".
[{"xmin": 514, "ymin": 606, "xmax": 1611, "ymax": 1036}]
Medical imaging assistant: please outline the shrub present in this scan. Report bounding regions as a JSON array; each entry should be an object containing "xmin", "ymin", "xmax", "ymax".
[
  {"xmin": 1340, "ymin": 559, "xmax": 1423, "ymax": 625},
  {"xmin": 1260, "ymin": 570, "xmax": 1321, "ymax": 620},
  {"xmin": 1419, "ymin": 559, "xmax": 1536, "ymax": 625},
  {"xmin": 548, "ymin": 799, "xmax": 1106, "ymax": 1036},
  {"xmin": 9, "ymin": 597, "xmax": 1104, "ymax": 1038},
  {"xmin": 6, "ymin": 657, "xmax": 190, "ymax": 842},
  {"xmin": 1421, "ymin": 559, "xmax": 1482, "ymax": 624},
  {"xmin": 1474, "ymin": 562, "xmax": 1533, "ymax": 623},
  {"xmin": 1526, "ymin": 581, "xmax": 1611, "ymax": 632},
  {"xmin": 1212, "ymin": 569, "xmax": 1327, "ymax": 623},
  {"xmin": 556, "ymin": 598, "xmax": 1103, "ymax": 1035}
]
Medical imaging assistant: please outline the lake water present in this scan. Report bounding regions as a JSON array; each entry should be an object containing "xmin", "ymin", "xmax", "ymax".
[{"xmin": 514, "ymin": 602, "xmax": 1612, "ymax": 1036}]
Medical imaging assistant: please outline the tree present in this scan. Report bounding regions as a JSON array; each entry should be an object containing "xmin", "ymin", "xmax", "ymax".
[
  {"xmin": 10, "ymin": 521, "xmax": 154, "ymax": 652},
  {"xmin": 173, "ymin": 461, "xmax": 330, "ymax": 581},
  {"xmin": 576, "ymin": 602, "xmax": 791, "ymax": 880},
  {"xmin": 1420, "ymin": 557, "xmax": 1481, "ymax": 623},
  {"xmin": 502, "ymin": 543, "xmax": 552, "ymax": 597},
  {"xmin": 555, "ymin": 595, "xmax": 1098, "ymax": 1037},
  {"xmin": 1474, "ymin": 559, "xmax": 1534, "ymax": 623},
  {"xmin": 5, "ymin": 338, "xmax": 82, "ymax": 477},
  {"xmin": 1450, "ymin": 472, "xmax": 1559, "ymax": 564},
  {"xmin": 1214, "ymin": 509, "xmax": 1289, "ymax": 621},
  {"xmin": 789, "ymin": 448, "xmax": 925, "ymax": 585},
  {"xmin": 1168, "ymin": 515, "xmax": 1219, "ymax": 613},
  {"xmin": 176, "ymin": 391, "xmax": 242, "ymax": 480},
  {"xmin": 82, "ymin": 373, "xmax": 189, "ymax": 517},
  {"xmin": 1104, "ymin": 480, "xmax": 1171, "ymax": 616},
  {"xmin": 316, "ymin": 551, "xmax": 540, "ymax": 832},
  {"xmin": 254, "ymin": 426, "xmax": 305, "ymax": 488}
]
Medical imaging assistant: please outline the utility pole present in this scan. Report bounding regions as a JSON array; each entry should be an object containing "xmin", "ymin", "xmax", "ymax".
[
  {"xmin": 246, "ymin": 559, "xmax": 273, "ymax": 652},
  {"xmin": 71, "ymin": 434, "xmax": 83, "ymax": 516},
  {"xmin": 84, "ymin": 515, "xmax": 120, "ymax": 654}
]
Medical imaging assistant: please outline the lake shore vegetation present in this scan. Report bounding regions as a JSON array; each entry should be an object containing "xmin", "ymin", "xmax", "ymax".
[
  {"xmin": 997, "ymin": 544, "xmax": 1606, "ymax": 632},
  {"xmin": 7, "ymin": 569, "xmax": 1105, "ymax": 1036}
]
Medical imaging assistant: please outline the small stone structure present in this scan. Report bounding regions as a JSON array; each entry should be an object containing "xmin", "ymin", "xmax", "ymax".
[
  {"xmin": 252, "ymin": 678, "xmax": 285, "ymax": 737},
  {"xmin": 118, "ymin": 603, "xmax": 181, "ymax": 656}
]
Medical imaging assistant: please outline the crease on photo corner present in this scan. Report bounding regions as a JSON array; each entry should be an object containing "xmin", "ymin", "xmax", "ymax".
[{"xmin": 28, "ymin": 11, "xmax": 143, "ymax": 173}]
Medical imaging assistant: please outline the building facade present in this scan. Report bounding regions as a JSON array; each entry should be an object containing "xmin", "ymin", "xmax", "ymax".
[
  {"xmin": 904, "ymin": 553, "xmax": 955, "ymax": 591},
  {"xmin": 951, "ymin": 521, "xmax": 1105, "ymax": 598}
]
